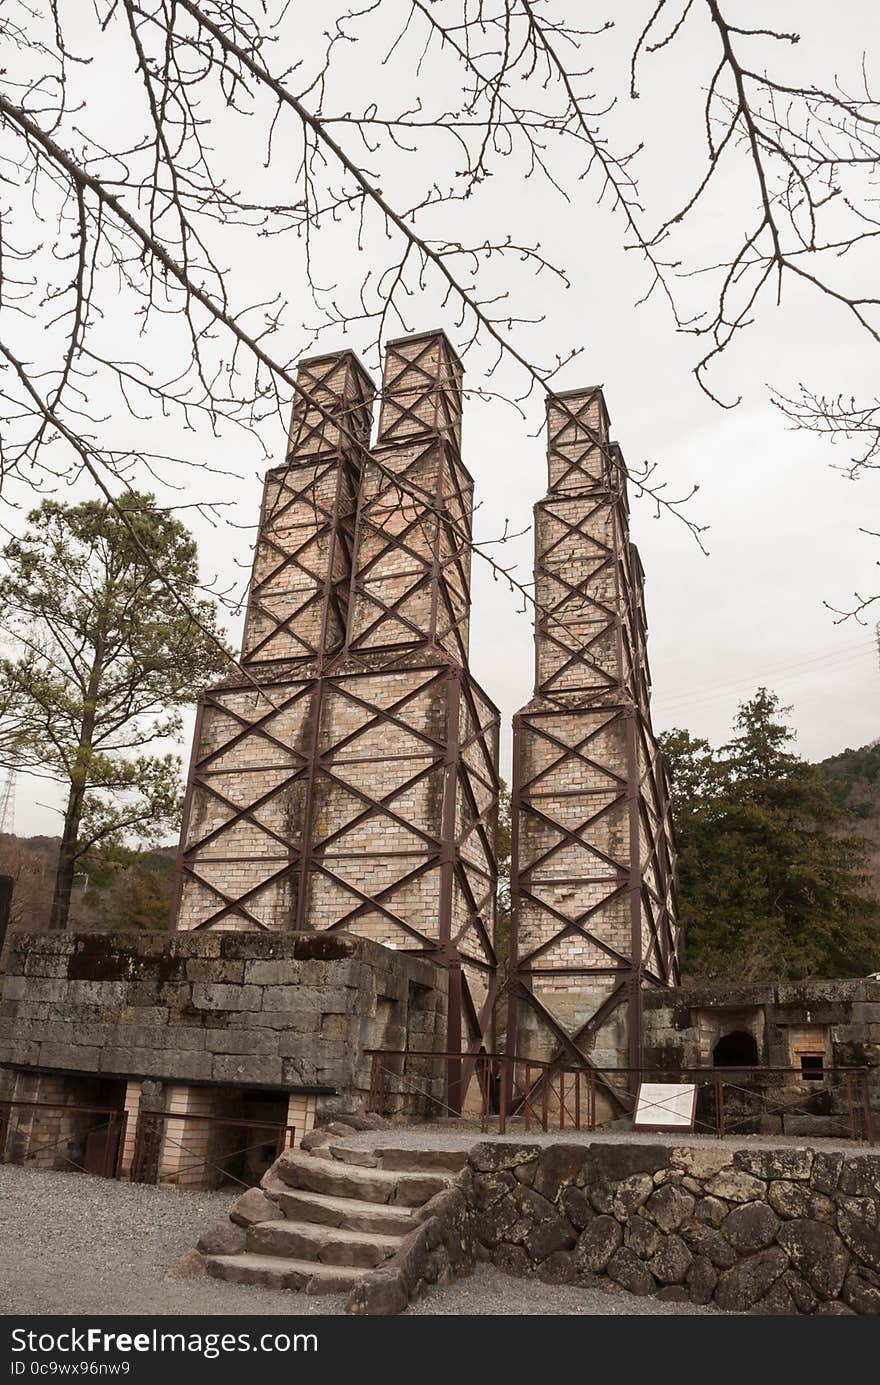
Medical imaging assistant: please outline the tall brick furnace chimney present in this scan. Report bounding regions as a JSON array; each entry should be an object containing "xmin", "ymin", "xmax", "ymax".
[
  {"xmin": 506, "ymin": 388, "xmax": 679, "ymax": 1104},
  {"xmin": 171, "ymin": 333, "xmax": 501, "ymax": 1071}
]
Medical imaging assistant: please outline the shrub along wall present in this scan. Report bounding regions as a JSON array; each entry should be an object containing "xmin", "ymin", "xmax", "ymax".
[{"xmin": 462, "ymin": 1140, "xmax": 880, "ymax": 1314}]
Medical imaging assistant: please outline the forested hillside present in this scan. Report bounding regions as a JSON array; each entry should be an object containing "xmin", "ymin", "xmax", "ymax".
[
  {"xmin": 822, "ymin": 741, "xmax": 880, "ymax": 897},
  {"xmin": 0, "ymin": 835, "xmax": 175, "ymax": 933}
]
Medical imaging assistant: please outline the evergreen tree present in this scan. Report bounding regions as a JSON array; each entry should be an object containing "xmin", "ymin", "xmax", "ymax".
[
  {"xmin": 662, "ymin": 690, "xmax": 880, "ymax": 980},
  {"xmin": 0, "ymin": 493, "xmax": 231, "ymax": 929}
]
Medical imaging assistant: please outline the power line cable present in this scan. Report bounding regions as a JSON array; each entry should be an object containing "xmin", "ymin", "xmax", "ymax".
[{"xmin": 653, "ymin": 641, "xmax": 874, "ymax": 714}]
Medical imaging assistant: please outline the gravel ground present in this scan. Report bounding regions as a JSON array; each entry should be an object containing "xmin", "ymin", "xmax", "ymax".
[
  {"xmin": 0, "ymin": 1165, "xmax": 347, "ymax": 1317},
  {"xmin": 407, "ymin": 1266, "xmax": 717, "ymax": 1315},
  {"xmin": 341, "ymin": 1118, "xmax": 867, "ymax": 1155},
  {"xmin": 0, "ymin": 1164, "xmax": 716, "ymax": 1317}
]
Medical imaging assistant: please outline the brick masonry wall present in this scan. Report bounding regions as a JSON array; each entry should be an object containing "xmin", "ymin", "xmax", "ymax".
[
  {"xmin": 119, "ymin": 1079, "xmax": 141, "ymax": 1175},
  {"xmin": 0, "ymin": 930, "xmax": 447, "ymax": 1117},
  {"xmin": 510, "ymin": 387, "xmax": 678, "ymax": 1071},
  {"xmin": 346, "ymin": 436, "xmax": 472, "ymax": 663},
  {"xmin": 170, "ymin": 330, "xmax": 499, "ymax": 1060},
  {"xmin": 1, "ymin": 1071, "xmax": 79, "ymax": 1171},
  {"xmin": 240, "ymin": 351, "xmax": 374, "ymax": 666},
  {"xmin": 174, "ymin": 663, "xmax": 498, "ymax": 967},
  {"xmin": 463, "ymin": 1139, "xmax": 880, "ymax": 1314},
  {"xmin": 0, "ymin": 1068, "xmax": 125, "ymax": 1174},
  {"xmin": 161, "ymin": 1083, "xmax": 219, "ymax": 1188}
]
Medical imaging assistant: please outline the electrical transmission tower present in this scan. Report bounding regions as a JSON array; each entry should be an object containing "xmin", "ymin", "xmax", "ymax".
[{"xmin": 0, "ymin": 769, "xmax": 17, "ymax": 836}]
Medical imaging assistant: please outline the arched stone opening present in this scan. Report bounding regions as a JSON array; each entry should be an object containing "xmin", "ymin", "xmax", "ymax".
[{"xmin": 712, "ymin": 1030, "xmax": 759, "ymax": 1068}]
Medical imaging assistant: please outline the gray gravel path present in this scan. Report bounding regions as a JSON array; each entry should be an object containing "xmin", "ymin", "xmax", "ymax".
[
  {"xmin": 0, "ymin": 1165, "xmax": 347, "ymax": 1317},
  {"xmin": 341, "ymin": 1118, "xmax": 867, "ymax": 1156},
  {"xmin": 0, "ymin": 1165, "xmax": 716, "ymax": 1317},
  {"xmin": 408, "ymin": 1266, "xmax": 717, "ymax": 1315}
]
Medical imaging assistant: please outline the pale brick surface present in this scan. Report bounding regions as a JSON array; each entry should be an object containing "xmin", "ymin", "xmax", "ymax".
[
  {"xmin": 244, "ymin": 351, "xmax": 373, "ymax": 665},
  {"xmin": 510, "ymin": 388, "xmax": 679, "ymax": 1075},
  {"xmin": 171, "ymin": 332, "xmax": 499, "ymax": 1058}
]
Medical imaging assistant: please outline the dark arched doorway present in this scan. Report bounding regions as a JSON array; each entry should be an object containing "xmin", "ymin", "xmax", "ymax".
[{"xmin": 713, "ymin": 1030, "xmax": 759, "ymax": 1068}]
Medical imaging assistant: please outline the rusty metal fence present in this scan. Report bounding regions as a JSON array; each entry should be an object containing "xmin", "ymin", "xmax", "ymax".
[
  {"xmin": 129, "ymin": 1109, "xmax": 296, "ymax": 1188},
  {"xmin": 0, "ymin": 1099, "xmax": 129, "ymax": 1177},
  {"xmin": 365, "ymin": 1049, "xmax": 876, "ymax": 1145},
  {"xmin": 0, "ymin": 1099, "xmax": 296, "ymax": 1186}
]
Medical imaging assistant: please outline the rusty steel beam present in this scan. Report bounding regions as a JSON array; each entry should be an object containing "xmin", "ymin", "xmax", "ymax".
[{"xmin": 507, "ymin": 386, "xmax": 679, "ymax": 1103}]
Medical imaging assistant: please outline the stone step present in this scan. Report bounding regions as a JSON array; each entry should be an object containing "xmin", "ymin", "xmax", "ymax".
[
  {"xmin": 268, "ymin": 1151, "xmax": 451, "ymax": 1206},
  {"xmin": 275, "ymin": 1187, "xmax": 419, "ymax": 1236},
  {"xmin": 246, "ymin": 1218, "xmax": 401, "ymax": 1268},
  {"xmin": 374, "ymin": 1146, "xmax": 469, "ymax": 1174},
  {"xmin": 327, "ymin": 1144, "xmax": 380, "ymax": 1168},
  {"xmin": 327, "ymin": 1143, "xmax": 468, "ymax": 1174},
  {"xmin": 205, "ymin": 1252, "xmax": 359, "ymax": 1295}
]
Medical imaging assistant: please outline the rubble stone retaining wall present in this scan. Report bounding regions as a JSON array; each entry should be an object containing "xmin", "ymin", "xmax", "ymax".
[
  {"xmin": 347, "ymin": 1184, "xmax": 476, "ymax": 1315},
  {"xmin": 463, "ymin": 1139, "xmax": 880, "ymax": 1314}
]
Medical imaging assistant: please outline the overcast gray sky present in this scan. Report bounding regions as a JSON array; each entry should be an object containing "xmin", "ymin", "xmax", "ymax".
[{"xmin": 5, "ymin": 1, "xmax": 879, "ymax": 836}]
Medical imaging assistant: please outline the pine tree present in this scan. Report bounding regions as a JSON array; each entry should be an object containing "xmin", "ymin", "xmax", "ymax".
[
  {"xmin": 662, "ymin": 689, "xmax": 880, "ymax": 980},
  {"xmin": 0, "ymin": 493, "xmax": 231, "ymax": 929}
]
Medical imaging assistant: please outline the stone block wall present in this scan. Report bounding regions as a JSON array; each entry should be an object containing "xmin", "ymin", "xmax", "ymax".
[
  {"xmin": 642, "ymin": 979, "xmax": 880, "ymax": 1137},
  {"xmin": 463, "ymin": 1139, "xmax": 880, "ymax": 1313},
  {"xmin": 0, "ymin": 929, "xmax": 447, "ymax": 1122}
]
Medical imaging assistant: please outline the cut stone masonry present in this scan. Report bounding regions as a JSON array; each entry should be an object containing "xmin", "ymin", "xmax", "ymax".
[{"xmin": 0, "ymin": 929, "xmax": 448, "ymax": 1164}]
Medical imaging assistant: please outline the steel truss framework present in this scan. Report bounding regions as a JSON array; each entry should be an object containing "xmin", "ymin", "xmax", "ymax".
[
  {"xmin": 172, "ymin": 332, "xmax": 500, "ymax": 1061},
  {"xmin": 506, "ymin": 387, "xmax": 679, "ymax": 1101},
  {"xmin": 346, "ymin": 334, "xmax": 472, "ymax": 669},
  {"xmin": 240, "ymin": 350, "xmax": 374, "ymax": 670}
]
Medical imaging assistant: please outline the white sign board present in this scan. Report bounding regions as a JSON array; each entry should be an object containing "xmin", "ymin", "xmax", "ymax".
[{"xmin": 633, "ymin": 1082, "xmax": 697, "ymax": 1132}]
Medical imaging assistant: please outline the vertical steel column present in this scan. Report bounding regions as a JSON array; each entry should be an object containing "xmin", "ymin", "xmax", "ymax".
[
  {"xmin": 292, "ymin": 676, "xmax": 324, "ymax": 932},
  {"xmin": 626, "ymin": 707, "xmax": 643, "ymax": 1085}
]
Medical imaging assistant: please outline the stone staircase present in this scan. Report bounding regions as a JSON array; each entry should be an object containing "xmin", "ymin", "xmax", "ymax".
[{"xmin": 202, "ymin": 1142, "xmax": 468, "ymax": 1299}]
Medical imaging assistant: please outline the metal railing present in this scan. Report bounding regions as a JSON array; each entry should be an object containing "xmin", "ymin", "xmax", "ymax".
[
  {"xmin": 130, "ymin": 1109, "xmax": 296, "ymax": 1188},
  {"xmin": 0, "ymin": 1099, "xmax": 297, "ymax": 1186},
  {"xmin": 365, "ymin": 1049, "xmax": 876, "ymax": 1144},
  {"xmin": 0, "ymin": 1099, "xmax": 129, "ymax": 1177}
]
